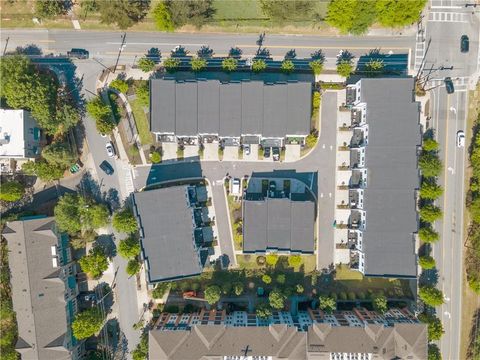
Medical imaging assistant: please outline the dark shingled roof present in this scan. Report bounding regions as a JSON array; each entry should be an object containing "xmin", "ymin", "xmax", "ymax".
[
  {"xmin": 150, "ymin": 78, "xmax": 312, "ymax": 137},
  {"xmin": 133, "ymin": 187, "xmax": 203, "ymax": 283},
  {"xmin": 243, "ymin": 197, "xmax": 315, "ymax": 253},
  {"xmin": 359, "ymin": 78, "xmax": 420, "ymax": 278}
]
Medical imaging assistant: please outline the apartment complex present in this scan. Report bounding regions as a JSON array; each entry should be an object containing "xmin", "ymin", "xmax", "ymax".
[
  {"xmin": 133, "ymin": 184, "xmax": 214, "ymax": 284},
  {"xmin": 338, "ymin": 78, "xmax": 420, "ymax": 278},
  {"xmin": 2, "ymin": 216, "xmax": 83, "ymax": 359},
  {"xmin": 149, "ymin": 307, "xmax": 427, "ymax": 359},
  {"xmin": 150, "ymin": 74, "xmax": 312, "ymax": 148},
  {"xmin": 243, "ymin": 176, "xmax": 316, "ymax": 254}
]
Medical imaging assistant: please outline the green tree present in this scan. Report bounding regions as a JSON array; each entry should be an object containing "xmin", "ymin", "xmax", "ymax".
[
  {"xmin": 86, "ymin": 97, "xmax": 111, "ymax": 120},
  {"xmin": 276, "ymin": 274, "xmax": 286, "ymax": 284},
  {"xmin": 138, "ymin": 57, "xmax": 156, "ymax": 72},
  {"xmin": 222, "ymin": 57, "xmax": 238, "ymax": 72},
  {"xmin": 468, "ymin": 197, "xmax": 480, "ymax": 223},
  {"xmin": 296, "ymin": 284, "xmax": 304, "ymax": 294},
  {"xmin": 262, "ymin": 274, "xmax": 272, "ymax": 284},
  {"xmin": 419, "ymin": 152, "xmax": 443, "ymax": 177},
  {"xmin": 132, "ymin": 334, "xmax": 148, "ymax": 360},
  {"xmin": 467, "ymin": 271, "xmax": 480, "ymax": 294},
  {"xmin": 233, "ymin": 282, "xmax": 244, "ymax": 296},
  {"xmin": 97, "ymin": 0, "xmax": 150, "ymax": 29},
  {"xmin": 79, "ymin": 247, "xmax": 109, "ymax": 279},
  {"xmin": 326, "ymin": 0, "xmax": 377, "ymax": 35},
  {"xmin": 190, "ymin": 57, "xmax": 207, "ymax": 72},
  {"xmin": 95, "ymin": 114, "xmax": 116, "ymax": 134},
  {"xmin": 372, "ymin": 294, "xmax": 388, "ymax": 314},
  {"xmin": 110, "ymin": 79, "xmax": 129, "ymax": 94},
  {"xmin": 112, "ymin": 208, "xmax": 138, "ymax": 233},
  {"xmin": 269, "ymin": 289, "xmax": 286, "ymax": 309},
  {"xmin": 309, "ymin": 60, "xmax": 324, "ymax": 75},
  {"xmin": 280, "ymin": 60, "xmax": 295, "ymax": 74},
  {"xmin": 153, "ymin": 1, "xmax": 175, "ymax": 31},
  {"xmin": 287, "ymin": 255, "xmax": 302, "ymax": 267},
  {"xmin": 423, "ymin": 138, "xmax": 439, "ymax": 152},
  {"xmin": 265, "ymin": 254, "xmax": 278, "ymax": 266},
  {"xmin": 150, "ymin": 151, "xmax": 161, "ymax": 163},
  {"xmin": 163, "ymin": 57, "xmax": 181, "ymax": 73},
  {"xmin": 87, "ymin": 204, "xmax": 110, "ymax": 230},
  {"xmin": 418, "ymin": 286, "xmax": 444, "ymax": 306},
  {"xmin": 419, "ymin": 205, "xmax": 443, "ymax": 223},
  {"xmin": 35, "ymin": 0, "xmax": 68, "ymax": 19},
  {"xmin": 21, "ymin": 160, "xmax": 64, "ymax": 181},
  {"xmin": 118, "ymin": 236, "xmax": 141, "ymax": 259},
  {"xmin": 252, "ymin": 59, "xmax": 267, "ymax": 73},
  {"xmin": 0, "ymin": 181, "xmax": 25, "ymax": 202},
  {"xmin": 319, "ymin": 295, "xmax": 336, "ymax": 314},
  {"xmin": 376, "ymin": 0, "xmax": 426, "ymax": 28},
  {"xmin": 337, "ymin": 60, "xmax": 354, "ymax": 78},
  {"xmin": 136, "ymin": 81, "xmax": 150, "ymax": 107},
  {"xmin": 81, "ymin": 0, "xmax": 98, "ymax": 13},
  {"xmin": 419, "ymin": 314, "xmax": 444, "ymax": 341},
  {"xmin": 428, "ymin": 344, "xmax": 442, "ymax": 360},
  {"xmin": 126, "ymin": 259, "xmax": 141, "ymax": 276},
  {"xmin": 255, "ymin": 303, "xmax": 272, "ymax": 319},
  {"xmin": 55, "ymin": 101, "xmax": 81, "ymax": 135},
  {"xmin": 365, "ymin": 59, "xmax": 385, "ymax": 75},
  {"xmin": 166, "ymin": 0, "xmax": 215, "ymax": 28},
  {"xmin": 42, "ymin": 140, "xmax": 76, "ymax": 168},
  {"xmin": 419, "ymin": 255, "xmax": 436, "ymax": 269},
  {"xmin": 152, "ymin": 282, "xmax": 171, "ymax": 299},
  {"xmin": 72, "ymin": 308, "xmax": 104, "ymax": 340},
  {"xmin": 420, "ymin": 180, "xmax": 443, "ymax": 200},
  {"xmin": 204, "ymin": 285, "xmax": 221, "ymax": 304},
  {"xmin": 418, "ymin": 225, "xmax": 440, "ymax": 243}
]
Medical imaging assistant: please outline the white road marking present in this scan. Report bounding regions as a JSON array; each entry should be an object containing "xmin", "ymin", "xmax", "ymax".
[
  {"xmin": 329, "ymin": 193, "xmax": 332, "ymax": 198},
  {"xmin": 428, "ymin": 11, "xmax": 469, "ymax": 23},
  {"xmin": 322, "ymin": 144, "xmax": 326, "ymax": 149},
  {"xmin": 320, "ymin": 193, "xmax": 324, "ymax": 198}
]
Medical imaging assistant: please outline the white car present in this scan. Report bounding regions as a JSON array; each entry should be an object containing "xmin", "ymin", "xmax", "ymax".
[
  {"xmin": 106, "ymin": 142, "xmax": 116, "ymax": 157},
  {"xmin": 457, "ymin": 131, "xmax": 465, "ymax": 148},
  {"xmin": 231, "ymin": 178, "xmax": 241, "ymax": 195}
]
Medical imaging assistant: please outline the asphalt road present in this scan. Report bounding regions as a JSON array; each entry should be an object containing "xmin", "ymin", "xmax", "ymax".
[
  {"xmin": 1, "ymin": 29, "xmax": 415, "ymax": 69},
  {"xmin": 420, "ymin": 2, "xmax": 480, "ymax": 359}
]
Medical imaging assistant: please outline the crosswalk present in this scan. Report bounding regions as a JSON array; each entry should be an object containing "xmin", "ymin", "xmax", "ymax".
[
  {"xmin": 428, "ymin": 76, "xmax": 469, "ymax": 91},
  {"xmin": 428, "ymin": 11, "xmax": 469, "ymax": 23},
  {"xmin": 414, "ymin": 31, "xmax": 426, "ymax": 73}
]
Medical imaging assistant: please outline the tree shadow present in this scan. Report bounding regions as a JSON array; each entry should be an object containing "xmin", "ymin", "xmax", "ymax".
[
  {"xmin": 77, "ymin": 171, "xmax": 103, "ymax": 202},
  {"xmin": 14, "ymin": 44, "xmax": 43, "ymax": 56},
  {"xmin": 104, "ymin": 188, "xmax": 121, "ymax": 212},
  {"xmin": 94, "ymin": 234, "xmax": 117, "ymax": 259}
]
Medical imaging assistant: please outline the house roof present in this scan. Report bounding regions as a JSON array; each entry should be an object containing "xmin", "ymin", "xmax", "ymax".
[
  {"xmin": 2, "ymin": 217, "xmax": 71, "ymax": 360},
  {"xmin": 358, "ymin": 78, "xmax": 420, "ymax": 278},
  {"xmin": 133, "ymin": 186, "xmax": 203, "ymax": 283},
  {"xmin": 0, "ymin": 109, "xmax": 33, "ymax": 158},
  {"xmin": 148, "ymin": 323, "xmax": 427, "ymax": 359},
  {"xmin": 243, "ymin": 196, "xmax": 315, "ymax": 253},
  {"xmin": 150, "ymin": 77, "xmax": 311, "ymax": 138}
]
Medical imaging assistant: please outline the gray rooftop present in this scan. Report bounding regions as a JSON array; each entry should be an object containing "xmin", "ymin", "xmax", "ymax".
[
  {"xmin": 150, "ymin": 78, "xmax": 312, "ymax": 137},
  {"xmin": 149, "ymin": 323, "xmax": 427, "ymax": 359},
  {"xmin": 243, "ymin": 196, "xmax": 315, "ymax": 253},
  {"xmin": 359, "ymin": 78, "xmax": 420, "ymax": 278},
  {"xmin": 133, "ymin": 187, "xmax": 203, "ymax": 283},
  {"xmin": 2, "ymin": 217, "xmax": 71, "ymax": 360}
]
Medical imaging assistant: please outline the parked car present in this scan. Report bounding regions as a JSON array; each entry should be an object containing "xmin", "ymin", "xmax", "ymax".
[
  {"xmin": 272, "ymin": 147, "xmax": 280, "ymax": 161},
  {"xmin": 105, "ymin": 142, "xmax": 116, "ymax": 158},
  {"xmin": 444, "ymin": 77, "xmax": 455, "ymax": 94},
  {"xmin": 457, "ymin": 130, "xmax": 465, "ymax": 147},
  {"xmin": 231, "ymin": 178, "xmax": 241, "ymax": 195},
  {"xmin": 99, "ymin": 160, "xmax": 114, "ymax": 175},
  {"xmin": 244, "ymin": 144, "xmax": 250, "ymax": 156},
  {"xmin": 461, "ymin": 35, "xmax": 469, "ymax": 53},
  {"xmin": 264, "ymin": 147, "xmax": 271, "ymax": 158},
  {"xmin": 67, "ymin": 48, "xmax": 89, "ymax": 59}
]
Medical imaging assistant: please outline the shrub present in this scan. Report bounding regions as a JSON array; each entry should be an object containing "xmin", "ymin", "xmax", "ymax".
[
  {"xmin": 305, "ymin": 133, "xmax": 318, "ymax": 149},
  {"xmin": 309, "ymin": 60, "xmax": 323, "ymax": 75},
  {"xmin": 319, "ymin": 296, "xmax": 336, "ymax": 314},
  {"xmin": 419, "ymin": 314, "xmax": 444, "ymax": 341},
  {"xmin": 222, "ymin": 282, "xmax": 232, "ymax": 295},
  {"xmin": 276, "ymin": 274, "xmax": 286, "ymax": 284},
  {"xmin": 338, "ymin": 291, "xmax": 347, "ymax": 300},
  {"xmin": 280, "ymin": 60, "xmax": 295, "ymax": 73},
  {"xmin": 357, "ymin": 291, "xmax": 366, "ymax": 300},
  {"xmin": 152, "ymin": 2, "xmax": 174, "ymax": 31},
  {"xmin": 163, "ymin": 57, "xmax": 181, "ymax": 73},
  {"xmin": 419, "ymin": 205, "xmax": 443, "ymax": 223},
  {"xmin": 138, "ymin": 57, "xmax": 156, "ymax": 72},
  {"xmin": 126, "ymin": 259, "xmax": 141, "ymax": 276},
  {"xmin": 0, "ymin": 181, "xmax": 25, "ymax": 202},
  {"xmin": 152, "ymin": 282, "xmax": 171, "ymax": 299},
  {"xmin": 296, "ymin": 284, "xmax": 304, "ymax": 294},
  {"xmin": 266, "ymin": 254, "xmax": 279, "ymax": 266},
  {"xmin": 110, "ymin": 79, "xmax": 129, "ymax": 94},
  {"xmin": 418, "ymin": 286, "xmax": 444, "ymax": 306},
  {"xmin": 262, "ymin": 274, "xmax": 272, "ymax": 284},
  {"xmin": 419, "ymin": 255, "xmax": 436, "ymax": 269},
  {"xmin": 313, "ymin": 91, "xmax": 321, "ymax": 109},
  {"xmin": 256, "ymin": 256, "xmax": 266, "ymax": 266},
  {"xmin": 204, "ymin": 285, "xmax": 221, "ymax": 305},
  {"xmin": 337, "ymin": 60, "xmax": 353, "ymax": 77},
  {"xmin": 252, "ymin": 59, "xmax": 267, "ymax": 73},
  {"xmin": 418, "ymin": 225, "xmax": 440, "ymax": 243},
  {"xmin": 287, "ymin": 255, "xmax": 302, "ymax": 267},
  {"xmin": 190, "ymin": 57, "xmax": 207, "ymax": 72},
  {"xmin": 256, "ymin": 303, "xmax": 272, "ymax": 319},
  {"xmin": 269, "ymin": 289, "xmax": 286, "ymax": 309},
  {"xmin": 420, "ymin": 180, "xmax": 443, "ymax": 200},
  {"xmin": 372, "ymin": 295, "xmax": 388, "ymax": 314},
  {"xmin": 150, "ymin": 151, "xmax": 161, "ymax": 163},
  {"xmin": 222, "ymin": 57, "xmax": 238, "ymax": 72}
]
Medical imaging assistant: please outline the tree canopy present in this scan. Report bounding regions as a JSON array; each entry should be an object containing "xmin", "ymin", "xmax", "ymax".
[
  {"xmin": 79, "ymin": 247, "xmax": 109, "ymax": 279},
  {"xmin": 423, "ymin": 138, "xmax": 439, "ymax": 152},
  {"xmin": 420, "ymin": 180, "xmax": 443, "ymax": 200},
  {"xmin": 419, "ymin": 255, "xmax": 436, "ymax": 270},
  {"xmin": 72, "ymin": 308, "xmax": 104, "ymax": 340},
  {"xmin": 419, "ymin": 205, "xmax": 443, "ymax": 223},
  {"xmin": 287, "ymin": 255, "xmax": 302, "ymax": 267},
  {"xmin": 21, "ymin": 160, "xmax": 65, "ymax": 182},
  {"xmin": 418, "ymin": 225, "xmax": 440, "ymax": 243},
  {"xmin": 97, "ymin": 0, "xmax": 150, "ymax": 29},
  {"xmin": 419, "ymin": 152, "xmax": 443, "ymax": 178},
  {"xmin": 126, "ymin": 259, "xmax": 141, "ymax": 276},
  {"xmin": 41, "ymin": 140, "xmax": 76, "ymax": 168},
  {"xmin": 204, "ymin": 285, "xmax": 221, "ymax": 304},
  {"xmin": 35, "ymin": 0, "xmax": 68, "ymax": 19},
  {"xmin": 252, "ymin": 59, "xmax": 267, "ymax": 73},
  {"xmin": 165, "ymin": 0, "xmax": 215, "ymax": 28},
  {"xmin": 112, "ymin": 208, "xmax": 138, "ymax": 233},
  {"xmin": 269, "ymin": 289, "xmax": 286, "ymax": 309},
  {"xmin": 118, "ymin": 236, "xmax": 141, "ymax": 259},
  {"xmin": 337, "ymin": 60, "xmax": 354, "ymax": 78},
  {"xmin": 163, "ymin": 57, "xmax": 181, "ymax": 73},
  {"xmin": 138, "ymin": 57, "xmax": 156, "ymax": 72},
  {"xmin": 222, "ymin": 58, "xmax": 238, "ymax": 72},
  {"xmin": 0, "ymin": 181, "xmax": 25, "ymax": 202},
  {"xmin": 418, "ymin": 286, "xmax": 444, "ymax": 306},
  {"xmin": 109, "ymin": 79, "xmax": 129, "ymax": 94},
  {"xmin": 280, "ymin": 60, "xmax": 295, "ymax": 74},
  {"xmin": 318, "ymin": 295, "xmax": 336, "ymax": 314},
  {"xmin": 152, "ymin": 282, "xmax": 171, "ymax": 299},
  {"xmin": 153, "ymin": 2, "xmax": 175, "ymax": 31},
  {"xmin": 372, "ymin": 294, "xmax": 388, "ymax": 314},
  {"xmin": 419, "ymin": 313, "xmax": 444, "ymax": 341},
  {"xmin": 265, "ymin": 254, "xmax": 278, "ymax": 266},
  {"xmin": 262, "ymin": 274, "xmax": 272, "ymax": 284},
  {"xmin": 376, "ymin": 0, "xmax": 426, "ymax": 28},
  {"xmin": 428, "ymin": 344, "xmax": 442, "ymax": 360},
  {"xmin": 190, "ymin": 57, "xmax": 207, "ymax": 72}
]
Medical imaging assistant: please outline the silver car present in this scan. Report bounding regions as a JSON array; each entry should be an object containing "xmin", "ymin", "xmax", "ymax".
[{"xmin": 105, "ymin": 142, "xmax": 116, "ymax": 158}]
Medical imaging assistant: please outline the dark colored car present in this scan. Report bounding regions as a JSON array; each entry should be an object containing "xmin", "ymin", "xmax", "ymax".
[
  {"xmin": 461, "ymin": 35, "xmax": 469, "ymax": 53},
  {"xmin": 272, "ymin": 147, "xmax": 280, "ymax": 161},
  {"xmin": 444, "ymin": 77, "xmax": 455, "ymax": 94},
  {"xmin": 67, "ymin": 48, "xmax": 89, "ymax": 59},
  {"xmin": 99, "ymin": 160, "xmax": 114, "ymax": 175},
  {"xmin": 264, "ymin": 147, "xmax": 271, "ymax": 158}
]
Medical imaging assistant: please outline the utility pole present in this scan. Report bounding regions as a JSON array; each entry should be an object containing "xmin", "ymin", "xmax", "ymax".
[
  {"xmin": 3, "ymin": 37, "xmax": 9, "ymax": 56},
  {"xmin": 113, "ymin": 32, "xmax": 127, "ymax": 74}
]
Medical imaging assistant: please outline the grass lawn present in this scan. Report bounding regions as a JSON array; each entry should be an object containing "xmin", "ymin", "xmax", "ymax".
[
  {"xmin": 129, "ymin": 98, "xmax": 153, "ymax": 145},
  {"xmin": 212, "ymin": 0, "xmax": 264, "ymax": 20},
  {"xmin": 334, "ymin": 264, "xmax": 363, "ymax": 280},
  {"xmin": 237, "ymin": 254, "xmax": 316, "ymax": 273}
]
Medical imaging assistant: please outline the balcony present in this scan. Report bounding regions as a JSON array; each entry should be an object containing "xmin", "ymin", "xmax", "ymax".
[
  {"xmin": 349, "ymin": 210, "xmax": 365, "ymax": 230},
  {"xmin": 346, "ymin": 87, "xmax": 357, "ymax": 106},
  {"xmin": 350, "ymin": 129, "xmax": 365, "ymax": 148},
  {"xmin": 347, "ymin": 230, "xmax": 363, "ymax": 251},
  {"xmin": 350, "ymin": 169, "xmax": 367, "ymax": 189},
  {"xmin": 349, "ymin": 189, "xmax": 364, "ymax": 209},
  {"xmin": 349, "ymin": 251, "xmax": 360, "ymax": 270},
  {"xmin": 350, "ymin": 148, "xmax": 365, "ymax": 169}
]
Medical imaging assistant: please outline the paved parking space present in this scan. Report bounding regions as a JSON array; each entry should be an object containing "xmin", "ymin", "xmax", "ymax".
[
  {"xmin": 243, "ymin": 144, "xmax": 258, "ymax": 161},
  {"xmin": 285, "ymin": 144, "xmax": 301, "ymax": 162},
  {"xmin": 184, "ymin": 145, "xmax": 199, "ymax": 159},
  {"xmin": 223, "ymin": 146, "xmax": 239, "ymax": 161},
  {"xmin": 162, "ymin": 142, "xmax": 177, "ymax": 161},
  {"xmin": 204, "ymin": 143, "xmax": 218, "ymax": 161}
]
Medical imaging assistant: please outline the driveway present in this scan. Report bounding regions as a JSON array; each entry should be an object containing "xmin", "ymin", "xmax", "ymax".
[
  {"xmin": 285, "ymin": 144, "xmax": 301, "ymax": 162},
  {"xmin": 203, "ymin": 143, "xmax": 218, "ymax": 161},
  {"xmin": 162, "ymin": 142, "xmax": 177, "ymax": 161},
  {"xmin": 223, "ymin": 146, "xmax": 239, "ymax": 161}
]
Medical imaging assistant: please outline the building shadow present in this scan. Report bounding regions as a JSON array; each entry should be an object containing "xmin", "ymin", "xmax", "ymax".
[
  {"xmin": 250, "ymin": 170, "xmax": 318, "ymax": 198},
  {"xmin": 144, "ymin": 156, "xmax": 204, "ymax": 188}
]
